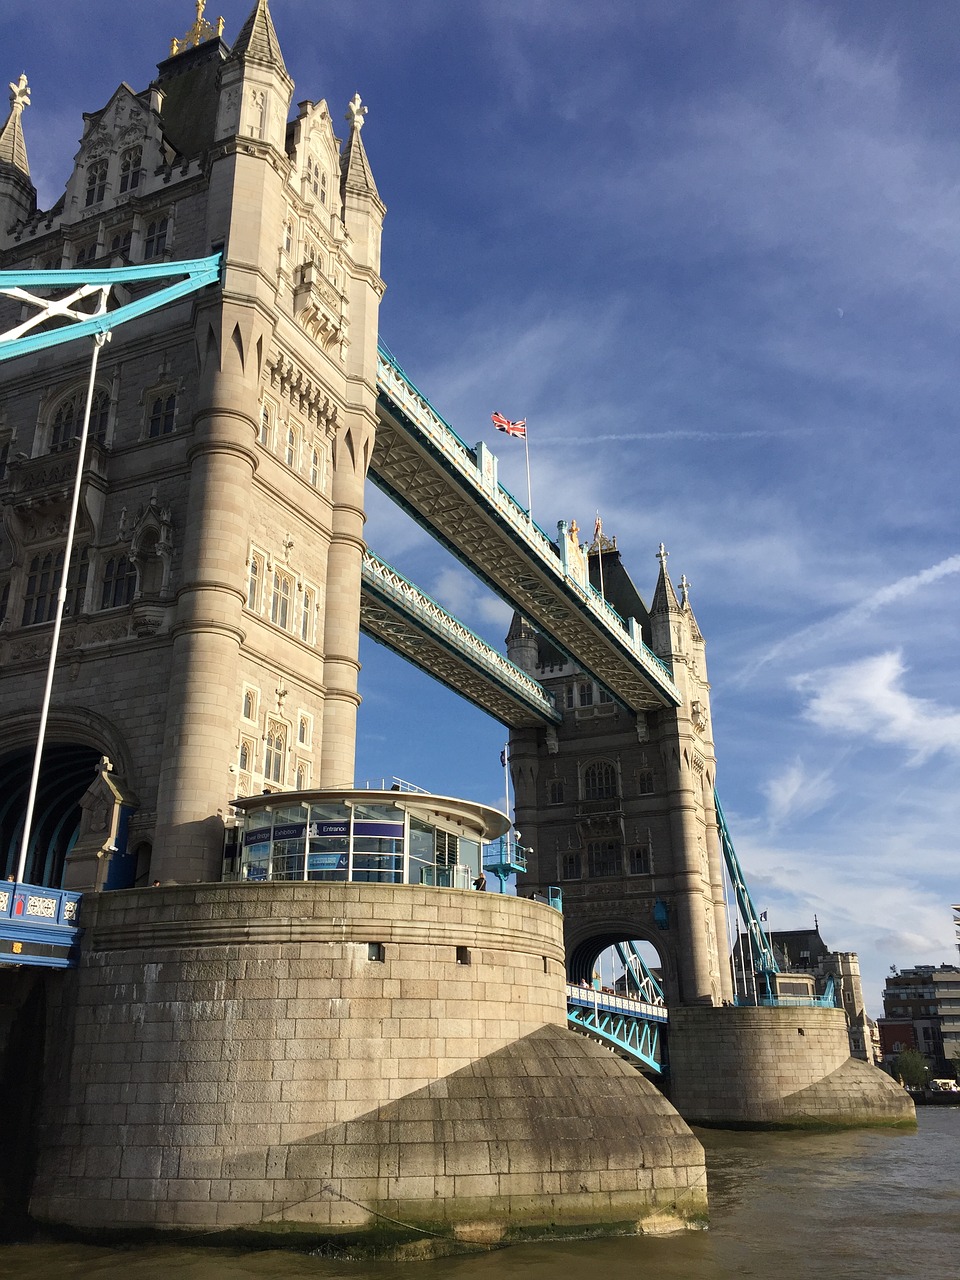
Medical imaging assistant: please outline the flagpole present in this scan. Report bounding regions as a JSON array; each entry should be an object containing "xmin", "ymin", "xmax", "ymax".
[
  {"xmin": 16, "ymin": 329, "xmax": 109, "ymax": 883},
  {"xmin": 523, "ymin": 429, "xmax": 532, "ymax": 522},
  {"xmin": 595, "ymin": 512, "xmax": 605, "ymax": 601}
]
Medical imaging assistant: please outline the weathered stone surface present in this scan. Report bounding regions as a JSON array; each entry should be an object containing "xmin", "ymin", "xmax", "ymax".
[
  {"xmin": 668, "ymin": 1005, "xmax": 914, "ymax": 1128},
  {"xmin": 29, "ymin": 882, "xmax": 705, "ymax": 1238}
]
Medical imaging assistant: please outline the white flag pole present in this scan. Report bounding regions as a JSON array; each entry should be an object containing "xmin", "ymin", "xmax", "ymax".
[
  {"xmin": 523, "ymin": 426, "xmax": 533, "ymax": 523},
  {"xmin": 595, "ymin": 512, "xmax": 605, "ymax": 601},
  {"xmin": 17, "ymin": 326, "xmax": 110, "ymax": 883}
]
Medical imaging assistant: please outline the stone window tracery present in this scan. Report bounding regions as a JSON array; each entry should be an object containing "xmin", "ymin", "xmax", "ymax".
[
  {"xmin": 285, "ymin": 424, "xmax": 298, "ymax": 467},
  {"xmin": 143, "ymin": 216, "xmax": 168, "ymax": 259},
  {"xmin": 22, "ymin": 546, "xmax": 89, "ymax": 625},
  {"xmin": 561, "ymin": 851, "xmax": 581, "ymax": 880},
  {"xmin": 100, "ymin": 555, "xmax": 136, "ymax": 609},
  {"xmin": 258, "ymin": 401, "xmax": 274, "ymax": 448},
  {"xmin": 271, "ymin": 569, "xmax": 292, "ymax": 630},
  {"xmin": 247, "ymin": 553, "xmax": 264, "ymax": 612},
  {"xmin": 119, "ymin": 145, "xmax": 142, "ymax": 194},
  {"xmin": 85, "ymin": 159, "xmax": 107, "ymax": 206},
  {"xmin": 147, "ymin": 391, "xmax": 177, "ymax": 438},
  {"xmin": 300, "ymin": 586, "xmax": 314, "ymax": 643},
  {"xmin": 264, "ymin": 722, "xmax": 286, "ymax": 785},
  {"xmin": 583, "ymin": 760, "xmax": 618, "ymax": 802},
  {"xmin": 587, "ymin": 839, "xmax": 621, "ymax": 878},
  {"xmin": 49, "ymin": 388, "xmax": 110, "ymax": 452}
]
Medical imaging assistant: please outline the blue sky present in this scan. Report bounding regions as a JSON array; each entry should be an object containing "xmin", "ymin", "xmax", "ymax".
[{"xmin": 6, "ymin": 0, "xmax": 960, "ymax": 1012}]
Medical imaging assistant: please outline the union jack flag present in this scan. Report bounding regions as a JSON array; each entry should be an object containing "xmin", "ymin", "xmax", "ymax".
[{"xmin": 491, "ymin": 411, "xmax": 526, "ymax": 439}]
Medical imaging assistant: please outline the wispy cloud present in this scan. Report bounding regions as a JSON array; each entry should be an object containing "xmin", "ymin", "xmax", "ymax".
[
  {"xmin": 795, "ymin": 650, "xmax": 960, "ymax": 762},
  {"xmin": 735, "ymin": 554, "xmax": 960, "ymax": 683},
  {"xmin": 761, "ymin": 758, "xmax": 838, "ymax": 831}
]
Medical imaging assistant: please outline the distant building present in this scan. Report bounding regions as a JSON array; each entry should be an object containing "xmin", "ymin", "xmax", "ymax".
[
  {"xmin": 733, "ymin": 925, "xmax": 876, "ymax": 1061},
  {"xmin": 877, "ymin": 964, "xmax": 960, "ymax": 1075}
]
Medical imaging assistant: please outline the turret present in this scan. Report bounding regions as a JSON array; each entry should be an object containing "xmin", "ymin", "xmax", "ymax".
[
  {"xmin": 649, "ymin": 542, "xmax": 685, "ymax": 663},
  {"xmin": 0, "ymin": 72, "xmax": 37, "ymax": 237}
]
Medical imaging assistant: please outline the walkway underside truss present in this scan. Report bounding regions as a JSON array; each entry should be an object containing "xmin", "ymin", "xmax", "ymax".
[
  {"xmin": 361, "ymin": 551, "xmax": 560, "ymax": 729},
  {"xmin": 373, "ymin": 350, "xmax": 680, "ymax": 714},
  {"xmin": 566, "ymin": 985, "xmax": 666, "ymax": 1074}
]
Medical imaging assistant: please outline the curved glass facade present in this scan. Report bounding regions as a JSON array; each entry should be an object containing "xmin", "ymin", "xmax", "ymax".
[{"xmin": 225, "ymin": 793, "xmax": 490, "ymax": 889}]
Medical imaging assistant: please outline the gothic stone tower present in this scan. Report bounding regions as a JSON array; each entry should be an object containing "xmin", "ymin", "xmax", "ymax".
[
  {"xmin": 509, "ymin": 537, "xmax": 734, "ymax": 1007},
  {"xmin": 0, "ymin": 1, "xmax": 385, "ymax": 886}
]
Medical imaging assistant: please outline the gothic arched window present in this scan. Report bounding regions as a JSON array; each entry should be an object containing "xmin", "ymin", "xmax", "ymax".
[
  {"xmin": 22, "ymin": 547, "xmax": 88, "ymax": 625},
  {"xmin": 144, "ymin": 216, "xmax": 168, "ymax": 258},
  {"xmin": 148, "ymin": 392, "xmax": 176, "ymax": 437},
  {"xmin": 50, "ymin": 388, "xmax": 109, "ymax": 452},
  {"xmin": 271, "ymin": 570, "xmax": 291, "ymax": 630},
  {"xmin": 583, "ymin": 760, "xmax": 618, "ymax": 802},
  {"xmin": 119, "ymin": 146, "xmax": 142, "ymax": 194},
  {"xmin": 85, "ymin": 159, "xmax": 107, "ymax": 206},
  {"xmin": 100, "ymin": 555, "xmax": 136, "ymax": 609},
  {"xmin": 264, "ymin": 723, "xmax": 286, "ymax": 784}
]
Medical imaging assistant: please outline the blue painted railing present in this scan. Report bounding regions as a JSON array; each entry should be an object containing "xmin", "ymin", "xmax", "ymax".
[{"xmin": 0, "ymin": 881, "xmax": 82, "ymax": 968}]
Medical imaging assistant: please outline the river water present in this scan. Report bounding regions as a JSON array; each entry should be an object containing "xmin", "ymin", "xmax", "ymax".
[{"xmin": 0, "ymin": 1108, "xmax": 956, "ymax": 1280}]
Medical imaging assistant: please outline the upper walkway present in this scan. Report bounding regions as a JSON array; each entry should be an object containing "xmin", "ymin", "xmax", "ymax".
[
  {"xmin": 360, "ymin": 550, "xmax": 561, "ymax": 729},
  {"xmin": 373, "ymin": 346, "xmax": 681, "ymax": 713}
]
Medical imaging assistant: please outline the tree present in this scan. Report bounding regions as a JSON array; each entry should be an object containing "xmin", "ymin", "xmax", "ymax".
[{"xmin": 893, "ymin": 1047, "xmax": 929, "ymax": 1089}]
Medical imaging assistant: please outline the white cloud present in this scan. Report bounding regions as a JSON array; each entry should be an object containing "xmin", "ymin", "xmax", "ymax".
[
  {"xmin": 761, "ymin": 758, "xmax": 837, "ymax": 831},
  {"xmin": 795, "ymin": 650, "xmax": 960, "ymax": 761}
]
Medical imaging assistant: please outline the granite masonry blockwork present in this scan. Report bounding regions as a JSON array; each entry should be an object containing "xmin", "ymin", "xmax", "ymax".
[
  {"xmin": 30, "ymin": 884, "xmax": 706, "ymax": 1237},
  {"xmin": 667, "ymin": 1006, "xmax": 914, "ymax": 1128}
]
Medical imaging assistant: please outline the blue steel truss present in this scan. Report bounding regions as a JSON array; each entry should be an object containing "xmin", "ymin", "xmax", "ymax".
[
  {"xmin": 614, "ymin": 939, "xmax": 666, "ymax": 1005},
  {"xmin": 566, "ymin": 983, "xmax": 667, "ymax": 1074},
  {"xmin": 714, "ymin": 789, "xmax": 779, "ymax": 984},
  {"xmin": 0, "ymin": 256, "xmax": 223, "ymax": 361}
]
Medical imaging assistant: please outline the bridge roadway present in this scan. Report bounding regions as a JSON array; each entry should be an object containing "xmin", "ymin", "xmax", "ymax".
[{"xmin": 373, "ymin": 346, "xmax": 681, "ymax": 714}]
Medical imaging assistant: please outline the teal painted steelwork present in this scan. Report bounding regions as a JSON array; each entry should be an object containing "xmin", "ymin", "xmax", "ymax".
[
  {"xmin": 614, "ymin": 939, "xmax": 666, "ymax": 1006},
  {"xmin": 0, "ymin": 256, "xmax": 222, "ymax": 361},
  {"xmin": 714, "ymin": 789, "xmax": 779, "ymax": 991},
  {"xmin": 566, "ymin": 982, "xmax": 666, "ymax": 1073},
  {"xmin": 715, "ymin": 790, "xmax": 838, "ymax": 1010},
  {"xmin": 482, "ymin": 834, "xmax": 528, "ymax": 890}
]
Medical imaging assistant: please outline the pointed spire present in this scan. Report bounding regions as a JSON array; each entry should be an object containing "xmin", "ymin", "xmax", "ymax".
[
  {"xmin": 228, "ymin": 0, "xmax": 288, "ymax": 76},
  {"xmin": 340, "ymin": 93, "xmax": 382, "ymax": 202},
  {"xmin": 0, "ymin": 72, "xmax": 31, "ymax": 177},
  {"xmin": 651, "ymin": 542, "xmax": 682, "ymax": 613}
]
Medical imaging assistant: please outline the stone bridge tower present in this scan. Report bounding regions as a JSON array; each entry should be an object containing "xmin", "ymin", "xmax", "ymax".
[
  {"xmin": 0, "ymin": 0, "xmax": 385, "ymax": 886},
  {"xmin": 508, "ymin": 536, "xmax": 734, "ymax": 1007}
]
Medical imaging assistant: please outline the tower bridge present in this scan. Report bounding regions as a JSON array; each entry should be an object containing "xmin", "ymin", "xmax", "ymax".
[{"xmin": 0, "ymin": 0, "xmax": 914, "ymax": 1244}]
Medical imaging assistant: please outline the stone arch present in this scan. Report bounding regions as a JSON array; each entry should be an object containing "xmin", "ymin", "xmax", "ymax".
[
  {"xmin": 0, "ymin": 710, "xmax": 137, "ymax": 887},
  {"xmin": 565, "ymin": 916, "xmax": 678, "ymax": 1005}
]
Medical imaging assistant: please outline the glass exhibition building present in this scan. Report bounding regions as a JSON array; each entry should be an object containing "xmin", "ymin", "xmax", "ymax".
[{"xmin": 224, "ymin": 789, "xmax": 510, "ymax": 890}]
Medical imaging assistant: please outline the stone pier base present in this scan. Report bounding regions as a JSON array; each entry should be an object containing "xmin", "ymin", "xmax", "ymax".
[
  {"xmin": 667, "ymin": 1005, "xmax": 915, "ymax": 1128},
  {"xmin": 28, "ymin": 884, "xmax": 706, "ymax": 1242}
]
